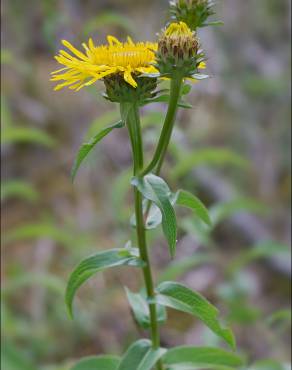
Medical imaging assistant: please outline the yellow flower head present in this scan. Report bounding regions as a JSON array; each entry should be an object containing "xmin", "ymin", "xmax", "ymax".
[{"xmin": 51, "ymin": 36, "xmax": 158, "ymax": 91}]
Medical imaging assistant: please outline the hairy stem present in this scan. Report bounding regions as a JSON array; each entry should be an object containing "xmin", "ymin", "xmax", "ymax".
[{"xmin": 122, "ymin": 102, "xmax": 163, "ymax": 369}]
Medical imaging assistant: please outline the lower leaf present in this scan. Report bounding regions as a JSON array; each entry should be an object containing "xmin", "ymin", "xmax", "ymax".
[
  {"xmin": 66, "ymin": 248, "xmax": 144, "ymax": 317},
  {"xmin": 117, "ymin": 339, "xmax": 166, "ymax": 370},
  {"xmin": 156, "ymin": 281, "xmax": 235, "ymax": 349},
  {"xmin": 70, "ymin": 355, "xmax": 120, "ymax": 370},
  {"xmin": 162, "ymin": 346, "xmax": 244, "ymax": 370}
]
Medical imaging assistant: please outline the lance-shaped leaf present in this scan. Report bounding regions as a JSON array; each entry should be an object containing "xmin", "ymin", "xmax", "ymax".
[
  {"xmin": 174, "ymin": 189, "xmax": 212, "ymax": 226},
  {"xmin": 125, "ymin": 287, "xmax": 167, "ymax": 329},
  {"xmin": 162, "ymin": 346, "xmax": 243, "ymax": 370},
  {"xmin": 71, "ymin": 355, "xmax": 121, "ymax": 370},
  {"xmin": 131, "ymin": 174, "xmax": 177, "ymax": 257},
  {"xmin": 156, "ymin": 281, "xmax": 235, "ymax": 349},
  {"xmin": 131, "ymin": 189, "xmax": 211, "ymax": 231},
  {"xmin": 117, "ymin": 339, "xmax": 166, "ymax": 370},
  {"xmin": 71, "ymin": 120, "xmax": 124, "ymax": 181},
  {"xmin": 66, "ymin": 248, "xmax": 143, "ymax": 317}
]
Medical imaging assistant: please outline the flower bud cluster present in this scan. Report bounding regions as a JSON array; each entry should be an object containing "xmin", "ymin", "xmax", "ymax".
[
  {"xmin": 156, "ymin": 22, "xmax": 203, "ymax": 77},
  {"xmin": 169, "ymin": 0, "xmax": 215, "ymax": 30}
]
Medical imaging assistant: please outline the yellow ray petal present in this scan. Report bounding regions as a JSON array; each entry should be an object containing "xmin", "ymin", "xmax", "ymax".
[
  {"xmin": 127, "ymin": 36, "xmax": 135, "ymax": 45},
  {"xmin": 107, "ymin": 35, "xmax": 122, "ymax": 46},
  {"xmin": 62, "ymin": 40, "xmax": 89, "ymax": 62},
  {"xmin": 123, "ymin": 68, "xmax": 137, "ymax": 88}
]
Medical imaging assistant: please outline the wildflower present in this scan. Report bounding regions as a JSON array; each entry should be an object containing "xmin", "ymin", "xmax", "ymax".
[
  {"xmin": 156, "ymin": 21, "xmax": 205, "ymax": 78},
  {"xmin": 51, "ymin": 36, "xmax": 158, "ymax": 91},
  {"xmin": 169, "ymin": 0, "xmax": 216, "ymax": 30}
]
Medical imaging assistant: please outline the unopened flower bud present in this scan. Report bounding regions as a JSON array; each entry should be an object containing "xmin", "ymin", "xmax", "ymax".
[
  {"xmin": 156, "ymin": 21, "xmax": 203, "ymax": 77},
  {"xmin": 169, "ymin": 0, "xmax": 215, "ymax": 30}
]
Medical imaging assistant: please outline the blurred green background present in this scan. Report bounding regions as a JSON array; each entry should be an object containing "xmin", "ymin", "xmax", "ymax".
[{"xmin": 1, "ymin": 0, "xmax": 291, "ymax": 369}]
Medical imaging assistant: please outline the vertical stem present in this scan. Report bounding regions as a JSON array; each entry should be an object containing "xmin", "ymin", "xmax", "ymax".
[
  {"xmin": 140, "ymin": 74, "xmax": 183, "ymax": 220},
  {"xmin": 140, "ymin": 74, "xmax": 183, "ymax": 177},
  {"xmin": 122, "ymin": 102, "xmax": 163, "ymax": 369}
]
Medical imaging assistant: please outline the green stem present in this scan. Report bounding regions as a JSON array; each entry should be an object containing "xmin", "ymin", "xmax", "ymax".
[
  {"xmin": 140, "ymin": 74, "xmax": 183, "ymax": 177},
  {"xmin": 141, "ymin": 74, "xmax": 184, "ymax": 220},
  {"xmin": 122, "ymin": 102, "xmax": 163, "ymax": 370}
]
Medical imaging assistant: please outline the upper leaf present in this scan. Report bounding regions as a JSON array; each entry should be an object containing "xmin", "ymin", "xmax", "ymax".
[
  {"xmin": 66, "ymin": 248, "xmax": 144, "ymax": 317},
  {"xmin": 162, "ymin": 346, "xmax": 243, "ymax": 370},
  {"xmin": 174, "ymin": 189, "xmax": 211, "ymax": 226},
  {"xmin": 131, "ymin": 174, "xmax": 177, "ymax": 258},
  {"xmin": 156, "ymin": 281, "xmax": 235, "ymax": 349},
  {"xmin": 117, "ymin": 339, "xmax": 166, "ymax": 370},
  {"xmin": 71, "ymin": 355, "xmax": 121, "ymax": 370},
  {"xmin": 71, "ymin": 120, "xmax": 124, "ymax": 181}
]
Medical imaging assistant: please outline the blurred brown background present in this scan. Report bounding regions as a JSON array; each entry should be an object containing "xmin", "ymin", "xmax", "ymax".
[{"xmin": 1, "ymin": 1, "xmax": 291, "ymax": 369}]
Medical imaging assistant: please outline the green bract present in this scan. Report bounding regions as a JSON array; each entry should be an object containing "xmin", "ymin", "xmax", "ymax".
[{"xmin": 169, "ymin": 0, "xmax": 221, "ymax": 30}]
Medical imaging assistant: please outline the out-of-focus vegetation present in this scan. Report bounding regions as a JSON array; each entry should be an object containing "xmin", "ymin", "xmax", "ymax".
[{"xmin": 1, "ymin": 0, "xmax": 291, "ymax": 369}]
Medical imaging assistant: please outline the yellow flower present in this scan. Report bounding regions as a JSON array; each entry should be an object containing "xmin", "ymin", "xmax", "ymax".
[{"xmin": 51, "ymin": 36, "xmax": 158, "ymax": 91}]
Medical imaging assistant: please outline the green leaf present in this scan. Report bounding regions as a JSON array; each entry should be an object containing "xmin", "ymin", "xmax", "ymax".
[
  {"xmin": 181, "ymin": 84, "xmax": 192, "ymax": 95},
  {"xmin": 202, "ymin": 21, "xmax": 225, "ymax": 27},
  {"xmin": 65, "ymin": 248, "xmax": 144, "ymax": 317},
  {"xmin": 71, "ymin": 120, "xmax": 124, "ymax": 181},
  {"xmin": 125, "ymin": 288, "xmax": 167, "ymax": 329},
  {"xmin": 1, "ymin": 181, "xmax": 39, "ymax": 202},
  {"xmin": 174, "ymin": 190, "xmax": 211, "ymax": 226},
  {"xmin": 163, "ymin": 346, "xmax": 243, "ymax": 369},
  {"xmin": 71, "ymin": 355, "xmax": 120, "ymax": 370},
  {"xmin": 131, "ymin": 174, "xmax": 177, "ymax": 257},
  {"xmin": 117, "ymin": 339, "xmax": 166, "ymax": 370},
  {"xmin": 156, "ymin": 281, "xmax": 235, "ymax": 349}
]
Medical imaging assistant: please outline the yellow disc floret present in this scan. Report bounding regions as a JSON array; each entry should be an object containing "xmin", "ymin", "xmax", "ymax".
[
  {"xmin": 164, "ymin": 21, "xmax": 193, "ymax": 37},
  {"xmin": 51, "ymin": 36, "xmax": 158, "ymax": 91}
]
